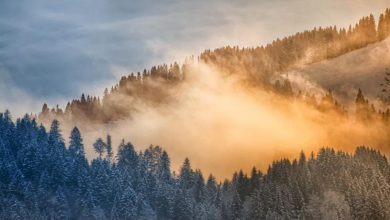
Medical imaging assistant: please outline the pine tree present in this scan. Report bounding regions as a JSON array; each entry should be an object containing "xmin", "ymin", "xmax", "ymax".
[
  {"xmin": 154, "ymin": 184, "xmax": 173, "ymax": 219},
  {"xmin": 54, "ymin": 187, "xmax": 70, "ymax": 220},
  {"xmin": 179, "ymin": 158, "xmax": 194, "ymax": 190},
  {"xmin": 242, "ymin": 189, "xmax": 265, "ymax": 220},
  {"xmin": 159, "ymin": 151, "xmax": 171, "ymax": 183},
  {"xmin": 173, "ymin": 190, "xmax": 194, "ymax": 220},
  {"xmin": 113, "ymin": 187, "xmax": 138, "ymax": 220},
  {"xmin": 93, "ymin": 138, "xmax": 106, "ymax": 159},
  {"xmin": 69, "ymin": 127, "xmax": 84, "ymax": 156},
  {"xmin": 193, "ymin": 170, "xmax": 206, "ymax": 203},
  {"xmin": 106, "ymin": 135, "xmax": 113, "ymax": 163},
  {"xmin": 48, "ymin": 120, "xmax": 65, "ymax": 149},
  {"xmin": 206, "ymin": 174, "xmax": 218, "ymax": 202},
  {"xmin": 47, "ymin": 120, "xmax": 68, "ymax": 187},
  {"xmin": 117, "ymin": 141, "xmax": 139, "ymax": 179},
  {"xmin": 231, "ymin": 188, "xmax": 242, "ymax": 220}
]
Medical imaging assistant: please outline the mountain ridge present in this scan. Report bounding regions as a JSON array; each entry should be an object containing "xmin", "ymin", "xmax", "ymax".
[
  {"xmin": 291, "ymin": 37, "xmax": 390, "ymax": 102},
  {"xmin": 38, "ymin": 8, "xmax": 390, "ymax": 124}
]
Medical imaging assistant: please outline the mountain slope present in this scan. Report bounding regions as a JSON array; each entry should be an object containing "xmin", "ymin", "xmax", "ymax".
[
  {"xmin": 1, "ymin": 113, "xmax": 390, "ymax": 219},
  {"xmin": 38, "ymin": 8, "xmax": 390, "ymax": 123},
  {"xmin": 293, "ymin": 37, "xmax": 390, "ymax": 102}
]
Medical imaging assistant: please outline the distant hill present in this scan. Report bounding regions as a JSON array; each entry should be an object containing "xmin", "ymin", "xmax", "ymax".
[
  {"xmin": 38, "ymin": 8, "xmax": 390, "ymax": 124},
  {"xmin": 291, "ymin": 37, "xmax": 390, "ymax": 103}
]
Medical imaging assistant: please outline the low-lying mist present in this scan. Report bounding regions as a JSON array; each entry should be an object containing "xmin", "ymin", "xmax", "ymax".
[{"xmin": 48, "ymin": 60, "xmax": 390, "ymax": 180}]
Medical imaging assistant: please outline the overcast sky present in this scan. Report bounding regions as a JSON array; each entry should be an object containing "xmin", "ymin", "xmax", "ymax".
[{"xmin": 0, "ymin": 0, "xmax": 389, "ymax": 115}]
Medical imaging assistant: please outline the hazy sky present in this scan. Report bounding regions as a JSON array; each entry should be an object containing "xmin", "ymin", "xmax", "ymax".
[{"xmin": 0, "ymin": 0, "xmax": 389, "ymax": 115}]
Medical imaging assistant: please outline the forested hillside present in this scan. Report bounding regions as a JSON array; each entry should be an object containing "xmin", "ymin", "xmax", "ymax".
[
  {"xmin": 1, "ymin": 111, "xmax": 390, "ymax": 219},
  {"xmin": 38, "ymin": 9, "xmax": 390, "ymax": 124},
  {"xmin": 5, "ymin": 1, "xmax": 390, "ymax": 220}
]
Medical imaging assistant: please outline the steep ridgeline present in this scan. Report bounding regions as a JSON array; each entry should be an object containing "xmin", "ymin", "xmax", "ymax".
[
  {"xmin": 294, "ymin": 37, "xmax": 390, "ymax": 102},
  {"xmin": 1, "ymin": 112, "xmax": 390, "ymax": 219},
  {"xmin": 39, "ymin": 8, "xmax": 390, "ymax": 124},
  {"xmin": 40, "ymin": 63, "xmax": 185, "ymax": 123}
]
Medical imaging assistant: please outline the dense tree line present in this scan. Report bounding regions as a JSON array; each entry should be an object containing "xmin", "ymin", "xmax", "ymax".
[
  {"xmin": 39, "ymin": 61, "xmax": 187, "ymax": 123},
  {"xmin": 39, "ymin": 8, "xmax": 390, "ymax": 124},
  {"xmin": 2, "ymin": 111, "xmax": 390, "ymax": 219},
  {"xmin": 200, "ymin": 9, "xmax": 389, "ymax": 82}
]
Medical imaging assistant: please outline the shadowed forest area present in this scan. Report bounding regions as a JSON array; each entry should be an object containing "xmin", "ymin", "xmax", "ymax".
[{"xmin": 1, "ymin": 112, "xmax": 390, "ymax": 219}]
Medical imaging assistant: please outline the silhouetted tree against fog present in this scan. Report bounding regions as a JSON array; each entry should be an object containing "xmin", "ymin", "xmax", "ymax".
[{"xmin": 93, "ymin": 138, "xmax": 106, "ymax": 159}]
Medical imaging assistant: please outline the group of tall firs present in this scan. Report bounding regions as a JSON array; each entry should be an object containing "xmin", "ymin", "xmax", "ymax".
[{"xmin": 1, "ymin": 111, "xmax": 390, "ymax": 219}]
